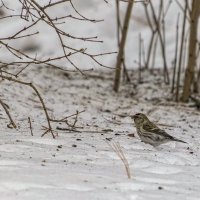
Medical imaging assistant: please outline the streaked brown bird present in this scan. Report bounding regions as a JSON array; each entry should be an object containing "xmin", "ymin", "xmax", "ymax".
[{"xmin": 131, "ymin": 113, "xmax": 187, "ymax": 147}]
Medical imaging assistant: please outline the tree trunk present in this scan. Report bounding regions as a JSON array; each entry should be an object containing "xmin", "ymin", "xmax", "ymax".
[
  {"xmin": 182, "ymin": 0, "xmax": 200, "ymax": 102},
  {"xmin": 113, "ymin": 0, "xmax": 134, "ymax": 92}
]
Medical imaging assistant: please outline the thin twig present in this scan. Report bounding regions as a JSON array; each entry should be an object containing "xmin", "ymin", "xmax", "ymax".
[
  {"xmin": 0, "ymin": 98, "xmax": 16, "ymax": 128},
  {"xmin": 28, "ymin": 117, "xmax": 33, "ymax": 136},
  {"xmin": 0, "ymin": 74, "xmax": 55, "ymax": 138},
  {"xmin": 107, "ymin": 141, "xmax": 131, "ymax": 179}
]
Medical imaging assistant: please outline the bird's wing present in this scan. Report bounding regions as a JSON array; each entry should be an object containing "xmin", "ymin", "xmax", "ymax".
[
  {"xmin": 143, "ymin": 122, "xmax": 159, "ymax": 130},
  {"xmin": 143, "ymin": 122, "xmax": 186, "ymax": 144},
  {"xmin": 143, "ymin": 123, "xmax": 174, "ymax": 139}
]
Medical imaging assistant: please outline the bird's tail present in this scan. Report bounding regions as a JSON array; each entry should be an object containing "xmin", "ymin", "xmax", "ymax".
[{"xmin": 173, "ymin": 138, "xmax": 187, "ymax": 144}]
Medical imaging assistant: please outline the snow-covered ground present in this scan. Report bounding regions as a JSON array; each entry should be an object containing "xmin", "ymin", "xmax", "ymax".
[{"xmin": 0, "ymin": 67, "xmax": 200, "ymax": 200}]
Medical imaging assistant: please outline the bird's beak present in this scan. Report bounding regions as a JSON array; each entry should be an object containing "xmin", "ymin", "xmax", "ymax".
[{"xmin": 130, "ymin": 115, "xmax": 137, "ymax": 119}]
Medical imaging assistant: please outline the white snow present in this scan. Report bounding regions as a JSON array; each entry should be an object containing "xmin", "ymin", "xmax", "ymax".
[{"xmin": 0, "ymin": 67, "xmax": 200, "ymax": 200}]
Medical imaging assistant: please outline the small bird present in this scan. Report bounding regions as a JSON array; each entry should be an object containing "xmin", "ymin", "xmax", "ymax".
[{"xmin": 131, "ymin": 113, "xmax": 187, "ymax": 147}]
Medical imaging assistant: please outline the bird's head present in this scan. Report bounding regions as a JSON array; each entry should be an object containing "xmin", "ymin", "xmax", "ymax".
[{"xmin": 131, "ymin": 113, "xmax": 149, "ymax": 127}]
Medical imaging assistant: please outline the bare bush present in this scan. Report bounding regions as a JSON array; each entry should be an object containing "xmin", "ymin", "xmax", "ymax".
[{"xmin": 0, "ymin": 0, "xmax": 114, "ymax": 137}]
